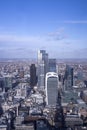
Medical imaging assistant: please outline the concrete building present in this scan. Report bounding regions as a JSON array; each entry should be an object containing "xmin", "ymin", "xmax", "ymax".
[
  {"xmin": 65, "ymin": 115, "xmax": 83, "ymax": 128},
  {"xmin": 81, "ymin": 90, "xmax": 87, "ymax": 103},
  {"xmin": 14, "ymin": 83, "xmax": 27, "ymax": 99},
  {"xmin": 0, "ymin": 125, "xmax": 7, "ymax": 130},
  {"xmin": 15, "ymin": 125, "xmax": 34, "ymax": 130}
]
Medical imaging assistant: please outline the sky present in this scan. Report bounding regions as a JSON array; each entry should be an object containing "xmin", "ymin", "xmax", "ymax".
[{"xmin": 0, "ymin": 0, "xmax": 87, "ymax": 59}]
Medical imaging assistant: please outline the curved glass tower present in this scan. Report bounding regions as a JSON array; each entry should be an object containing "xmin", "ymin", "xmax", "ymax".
[{"xmin": 45, "ymin": 72, "xmax": 58, "ymax": 106}]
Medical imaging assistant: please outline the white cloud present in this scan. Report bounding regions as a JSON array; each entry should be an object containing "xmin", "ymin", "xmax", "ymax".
[
  {"xmin": 64, "ymin": 20, "xmax": 87, "ymax": 24},
  {"xmin": 0, "ymin": 34, "xmax": 41, "ymax": 42},
  {"xmin": 48, "ymin": 28, "xmax": 68, "ymax": 41},
  {"xmin": 0, "ymin": 29, "xmax": 86, "ymax": 58}
]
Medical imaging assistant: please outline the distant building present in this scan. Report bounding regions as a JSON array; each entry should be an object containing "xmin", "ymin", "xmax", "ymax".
[
  {"xmin": 65, "ymin": 115, "xmax": 83, "ymax": 128},
  {"xmin": 36, "ymin": 120, "xmax": 48, "ymax": 130},
  {"xmin": 45, "ymin": 72, "xmax": 58, "ymax": 106},
  {"xmin": 14, "ymin": 83, "xmax": 27, "ymax": 99},
  {"xmin": 77, "ymin": 99, "xmax": 86, "ymax": 109},
  {"xmin": 48, "ymin": 59, "xmax": 56, "ymax": 72},
  {"xmin": 38, "ymin": 50, "xmax": 48, "ymax": 90},
  {"xmin": 31, "ymin": 92, "xmax": 44, "ymax": 104},
  {"xmin": 0, "ymin": 77, "xmax": 5, "ymax": 92},
  {"xmin": 15, "ymin": 115, "xmax": 34, "ymax": 130},
  {"xmin": 81, "ymin": 90, "xmax": 87, "ymax": 103},
  {"xmin": 0, "ymin": 125, "xmax": 7, "ymax": 130},
  {"xmin": 77, "ymin": 70, "xmax": 83, "ymax": 80},
  {"xmin": 18, "ymin": 67, "xmax": 24, "ymax": 78},
  {"xmin": 15, "ymin": 125, "xmax": 34, "ymax": 130},
  {"xmin": 30, "ymin": 64, "xmax": 37, "ymax": 87},
  {"xmin": 64, "ymin": 65, "xmax": 73, "ymax": 90},
  {"xmin": 4, "ymin": 76, "xmax": 12, "ymax": 92}
]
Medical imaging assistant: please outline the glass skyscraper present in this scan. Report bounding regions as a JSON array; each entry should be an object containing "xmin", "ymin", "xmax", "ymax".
[
  {"xmin": 64, "ymin": 65, "xmax": 73, "ymax": 90},
  {"xmin": 45, "ymin": 72, "xmax": 58, "ymax": 106},
  {"xmin": 37, "ymin": 50, "xmax": 48, "ymax": 90},
  {"xmin": 48, "ymin": 59, "xmax": 56, "ymax": 72},
  {"xmin": 30, "ymin": 64, "xmax": 37, "ymax": 88}
]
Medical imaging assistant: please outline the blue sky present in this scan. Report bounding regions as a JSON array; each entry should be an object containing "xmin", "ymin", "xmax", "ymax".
[{"xmin": 0, "ymin": 0, "xmax": 87, "ymax": 58}]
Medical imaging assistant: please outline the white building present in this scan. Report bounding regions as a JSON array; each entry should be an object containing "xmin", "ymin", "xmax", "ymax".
[{"xmin": 45, "ymin": 72, "xmax": 58, "ymax": 106}]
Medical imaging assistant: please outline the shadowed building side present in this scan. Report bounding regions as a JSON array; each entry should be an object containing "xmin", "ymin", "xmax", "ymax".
[{"xmin": 30, "ymin": 64, "xmax": 37, "ymax": 88}]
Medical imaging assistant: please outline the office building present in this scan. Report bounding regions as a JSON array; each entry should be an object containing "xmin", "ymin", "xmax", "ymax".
[
  {"xmin": 38, "ymin": 50, "xmax": 48, "ymax": 90},
  {"xmin": 0, "ymin": 125, "xmax": 7, "ymax": 130},
  {"xmin": 4, "ymin": 76, "xmax": 12, "ymax": 92},
  {"xmin": 45, "ymin": 72, "xmax": 58, "ymax": 106},
  {"xmin": 30, "ymin": 64, "xmax": 37, "ymax": 87},
  {"xmin": 48, "ymin": 59, "xmax": 56, "ymax": 72},
  {"xmin": 15, "ymin": 115, "xmax": 34, "ymax": 130},
  {"xmin": 0, "ymin": 77, "xmax": 5, "ymax": 92},
  {"xmin": 64, "ymin": 65, "xmax": 73, "ymax": 90},
  {"xmin": 15, "ymin": 125, "xmax": 34, "ymax": 130},
  {"xmin": 18, "ymin": 67, "xmax": 24, "ymax": 78}
]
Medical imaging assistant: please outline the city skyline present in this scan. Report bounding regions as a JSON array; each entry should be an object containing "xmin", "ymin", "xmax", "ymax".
[{"xmin": 0, "ymin": 0, "xmax": 87, "ymax": 58}]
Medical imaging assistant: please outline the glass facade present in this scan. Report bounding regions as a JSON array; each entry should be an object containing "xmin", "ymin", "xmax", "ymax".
[
  {"xmin": 49, "ymin": 59, "xmax": 56, "ymax": 72},
  {"xmin": 46, "ymin": 76, "xmax": 58, "ymax": 106},
  {"xmin": 38, "ymin": 50, "xmax": 48, "ymax": 89}
]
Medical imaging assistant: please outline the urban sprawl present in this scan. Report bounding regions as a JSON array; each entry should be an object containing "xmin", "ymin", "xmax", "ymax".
[{"xmin": 0, "ymin": 50, "xmax": 87, "ymax": 130}]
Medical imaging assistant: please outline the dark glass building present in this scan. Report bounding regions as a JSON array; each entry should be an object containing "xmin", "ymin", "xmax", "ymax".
[
  {"xmin": 0, "ymin": 77, "xmax": 4, "ymax": 92},
  {"xmin": 48, "ymin": 59, "xmax": 56, "ymax": 72},
  {"xmin": 30, "ymin": 64, "xmax": 37, "ymax": 87},
  {"xmin": 64, "ymin": 65, "xmax": 73, "ymax": 90}
]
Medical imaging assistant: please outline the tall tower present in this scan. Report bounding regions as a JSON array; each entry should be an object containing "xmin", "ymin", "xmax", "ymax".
[
  {"xmin": 37, "ymin": 50, "xmax": 48, "ymax": 90},
  {"xmin": 4, "ymin": 76, "xmax": 12, "ymax": 92},
  {"xmin": 48, "ymin": 59, "xmax": 56, "ymax": 72},
  {"xmin": 64, "ymin": 65, "xmax": 73, "ymax": 90},
  {"xmin": 0, "ymin": 77, "xmax": 5, "ymax": 92},
  {"xmin": 45, "ymin": 72, "xmax": 58, "ymax": 106},
  {"xmin": 30, "ymin": 64, "xmax": 37, "ymax": 88}
]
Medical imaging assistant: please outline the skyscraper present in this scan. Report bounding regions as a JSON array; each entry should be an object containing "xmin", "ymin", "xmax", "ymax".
[
  {"xmin": 37, "ymin": 50, "xmax": 48, "ymax": 90},
  {"xmin": 0, "ymin": 77, "xmax": 5, "ymax": 92},
  {"xmin": 4, "ymin": 76, "xmax": 12, "ymax": 92},
  {"xmin": 48, "ymin": 59, "xmax": 56, "ymax": 72},
  {"xmin": 45, "ymin": 72, "xmax": 58, "ymax": 106},
  {"xmin": 30, "ymin": 64, "xmax": 37, "ymax": 88},
  {"xmin": 64, "ymin": 65, "xmax": 73, "ymax": 90}
]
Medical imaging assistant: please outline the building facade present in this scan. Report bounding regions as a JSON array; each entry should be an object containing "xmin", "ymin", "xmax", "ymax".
[
  {"xmin": 48, "ymin": 59, "xmax": 56, "ymax": 72},
  {"xmin": 37, "ymin": 50, "xmax": 48, "ymax": 90},
  {"xmin": 45, "ymin": 72, "xmax": 58, "ymax": 106},
  {"xmin": 64, "ymin": 65, "xmax": 73, "ymax": 90},
  {"xmin": 30, "ymin": 64, "xmax": 37, "ymax": 87}
]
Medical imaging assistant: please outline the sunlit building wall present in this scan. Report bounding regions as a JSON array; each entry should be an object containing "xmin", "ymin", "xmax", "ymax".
[
  {"xmin": 45, "ymin": 72, "xmax": 58, "ymax": 106},
  {"xmin": 38, "ymin": 50, "xmax": 48, "ymax": 90}
]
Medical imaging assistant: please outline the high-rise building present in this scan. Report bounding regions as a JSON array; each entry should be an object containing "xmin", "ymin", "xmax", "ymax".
[
  {"xmin": 37, "ymin": 50, "xmax": 48, "ymax": 90},
  {"xmin": 64, "ymin": 65, "xmax": 73, "ymax": 90},
  {"xmin": 0, "ymin": 77, "xmax": 4, "ymax": 92},
  {"xmin": 45, "ymin": 72, "xmax": 58, "ymax": 106},
  {"xmin": 30, "ymin": 64, "xmax": 37, "ymax": 87},
  {"xmin": 4, "ymin": 76, "xmax": 12, "ymax": 92},
  {"xmin": 48, "ymin": 59, "xmax": 56, "ymax": 72}
]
